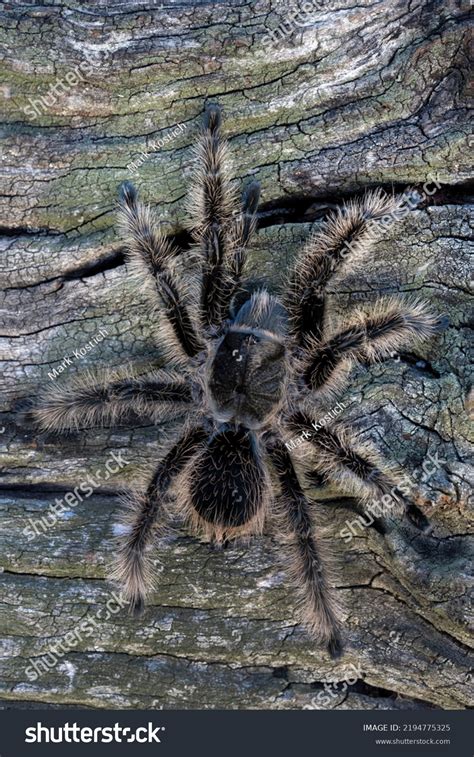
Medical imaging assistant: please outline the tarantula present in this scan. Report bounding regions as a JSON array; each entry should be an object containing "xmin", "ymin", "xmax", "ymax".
[{"xmin": 34, "ymin": 104, "xmax": 444, "ymax": 658}]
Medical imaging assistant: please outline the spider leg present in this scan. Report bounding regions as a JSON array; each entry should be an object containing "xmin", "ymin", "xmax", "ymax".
[
  {"xmin": 227, "ymin": 179, "xmax": 260, "ymax": 283},
  {"xmin": 112, "ymin": 426, "xmax": 207, "ymax": 615},
  {"xmin": 288, "ymin": 412, "xmax": 428, "ymax": 530},
  {"xmin": 33, "ymin": 368, "xmax": 192, "ymax": 432},
  {"xmin": 187, "ymin": 103, "xmax": 236, "ymax": 327},
  {"xmin": 119, "ymin": 181, "xmax": 204, "ymax": 359},
  {"xmin": 302, "ymin": 297, "xmax": 444, "ymax": 397},
  {"xmin": 237, "ymin": 180, "xmax": 260, "ymax": 251},
  {"xmin": 265, "ymin": 436, "xmax": 343, "ymax": 658},
  {"xmin": 285, "ymin": 190, "xmax": 403, "ymax": 346},
  {"xmin": 188, "ymin": 105, "xmax": 260, "ymax": 327}
]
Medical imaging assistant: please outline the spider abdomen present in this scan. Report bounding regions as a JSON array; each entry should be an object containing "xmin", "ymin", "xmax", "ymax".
[{"xmin": 189, "ymin": 425, "xmax": 266, "ymax": 535}]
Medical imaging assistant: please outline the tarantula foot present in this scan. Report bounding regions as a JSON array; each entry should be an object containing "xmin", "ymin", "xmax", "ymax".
[
  {"xmin": 242, "ymin": 180, "xmax": 261, "ymax": 213},
  {"xmin": 119, "ymin": 180, "xmax": 137, "ymax": 205},
  {"xmin": 203, "ymin": 102, "xmax": 222, "ymax": 132},
  {"xmin": 327, "ymin": 634, "xmax": 344, "ymax": 660},
  {"xmin": 129, "ymin": 596, "xmax": 145, "ymax": 618},
  {"xmin": 406, "ymin": 502, "xmax": 430, "ymax": 531},
  {"xmin": 434, "ymin": 314, "xmax": 449, "ymax": 332}
]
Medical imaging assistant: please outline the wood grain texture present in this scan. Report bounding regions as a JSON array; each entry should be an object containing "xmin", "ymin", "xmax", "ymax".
[{"xmin": 0, "ymin": 0, "xmax": 472, "ymax": 710}]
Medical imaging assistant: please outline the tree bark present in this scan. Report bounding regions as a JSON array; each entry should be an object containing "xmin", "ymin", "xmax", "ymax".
[{"xmin": 0, "ymin": 0, "xmax": 472, "ymax": 710}]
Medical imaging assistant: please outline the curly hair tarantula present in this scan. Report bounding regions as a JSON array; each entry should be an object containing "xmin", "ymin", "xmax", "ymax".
[{"xmin": 34, "ymin": 104, "xmax": 444, "ymax": 658}]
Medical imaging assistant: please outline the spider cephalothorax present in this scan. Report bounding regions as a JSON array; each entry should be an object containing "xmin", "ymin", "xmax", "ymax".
[
  {"xmin": 34, "ymin": 103, "xmax": 444, "ymax": 658},
  {"xmin": 207, "ymin": 292, "xmax": 288, "ymax": 428}
]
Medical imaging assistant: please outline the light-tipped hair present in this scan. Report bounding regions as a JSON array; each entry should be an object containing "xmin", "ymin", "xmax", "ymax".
[
  {"xmin": 118, "ymin": 181, "xmax": 204, "ymax": 362},
  {"xmin": 286, "ymin": 189, "xmax": 405, "ymax": 343},
  {"xmin": 301, "ymin": 297, "xmax": 444, "ymax": 399},
  {"xmin": 267, "ymin": 439, "xmax": 343, "ymax": 657},
  {"xmin": 33, "ymin": 365, "xmax": 192, "ymax": 433},
  {"xmin": 185, "ymin": 103, "xmax": 238, "ymax": 239}
]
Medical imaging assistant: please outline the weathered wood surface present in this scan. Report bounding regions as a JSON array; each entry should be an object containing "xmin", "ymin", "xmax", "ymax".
[{"xmin": 0, "ymin": 0, "xmax": 472, "ymax": 709}]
